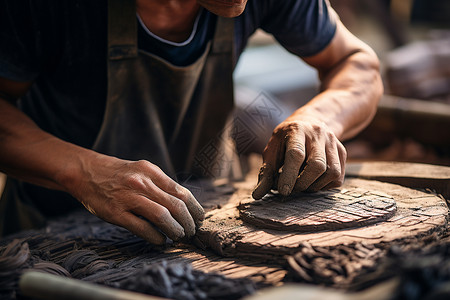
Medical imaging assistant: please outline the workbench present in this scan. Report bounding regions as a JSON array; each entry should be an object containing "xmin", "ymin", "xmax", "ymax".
[{"xmin": 1, "ymin": 156, "xmax": 449, "ymax": 300}]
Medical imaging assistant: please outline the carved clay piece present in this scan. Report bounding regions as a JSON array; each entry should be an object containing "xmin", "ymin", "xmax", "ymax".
[{"xmin": 239, "ymin": 187, "xmax": 396, "ymax": 232}]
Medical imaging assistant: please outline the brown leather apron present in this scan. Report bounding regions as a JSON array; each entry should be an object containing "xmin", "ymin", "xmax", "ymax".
[
  {"xmin": 94, "ymin": 0, "xmax": 235, "ymax": 179},
  {"xmin": 0, "ymin": 0, "xmax": 235, "ymax": 236}
]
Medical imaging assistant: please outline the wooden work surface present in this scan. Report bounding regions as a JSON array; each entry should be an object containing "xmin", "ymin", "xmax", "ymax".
[
  {"xmin": 346, "ymin": 161, "xmax": 450, "ymax": 199},
  {"xmin": 0, "ymin": 210, "xmax": 286, "ymax": 292},
  {"xmin": 194, "ymin": 157, "xmax": 449, "ymax": 261},
  {"xmin": 1, "ymin": 157, "xmax": 449, "ymax": 299}
]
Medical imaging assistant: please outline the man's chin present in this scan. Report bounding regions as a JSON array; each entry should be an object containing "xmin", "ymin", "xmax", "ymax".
[{"xmin": 197, "ymin": 0, "xmax": 248, "ymax": 18}]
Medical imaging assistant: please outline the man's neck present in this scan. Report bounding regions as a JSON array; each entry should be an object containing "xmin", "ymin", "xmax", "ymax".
[{"xmin": 136, "ymin": 0, "xmax": 201, "ymax": 43}]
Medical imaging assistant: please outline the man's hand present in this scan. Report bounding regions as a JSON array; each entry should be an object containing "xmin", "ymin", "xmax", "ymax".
[
  {"xmin": 252, "ymin": 115, "xmax": 346, "ymax": 199},
  {"xmin": 69, "ymin": 156, "xmax": 205, "ymax": 245},
  {"xmin": 252, "ymin": 18, "xmax": 383, "ymax": 199},
  {"xmin": 0, "ymin": 77, "xmax": 204, "ymax": 245}
]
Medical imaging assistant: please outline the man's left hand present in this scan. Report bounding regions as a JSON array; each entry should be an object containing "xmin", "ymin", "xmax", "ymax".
[{"xmin": 252, "ymin": 114, "xmax": 346, "ymax": 199}]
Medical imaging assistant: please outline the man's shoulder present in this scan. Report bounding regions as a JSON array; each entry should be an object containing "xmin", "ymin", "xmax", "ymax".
[
  {"xmin": 236, "ymin": 0, "xmax": 336, "ymax": 57},
  {"xmin": 238, "ymin": 0, "xmax": 320, "ymax": 29}
]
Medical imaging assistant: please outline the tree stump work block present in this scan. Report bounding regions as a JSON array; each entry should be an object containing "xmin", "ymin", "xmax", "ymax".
[
  {"xmin": 195, "ymin": 178, "xmax": 448, "ymax": 260},
  {"xmin": 346, "ymin": 161, "xmax": 450, "ymax": 199}
]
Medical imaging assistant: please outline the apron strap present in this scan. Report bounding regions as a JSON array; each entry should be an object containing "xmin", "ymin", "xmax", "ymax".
[
  {"xmin": 211, "ymin": 16, "xmax": 235, "ymax": 57},
  {"xmin": 108, "ymin": 0, "xmax": 138, "ymax": 60}
]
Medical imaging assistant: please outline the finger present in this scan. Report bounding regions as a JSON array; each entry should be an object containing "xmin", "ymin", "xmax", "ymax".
[
  {"xmin": 278, "ymin": 135, "xmax": 306, "ymax": 196},
  {"xmin": 144, "ymin": 163, "xmax": 205, "ymax": 227},
  {"xmin": 116, "ymin": 212, "xmax": 166, "ymax": 245},
  {"xmin": 293, "ymin": 141, "xmax": 327, "ymax": 192},
  {"xmin": 306, "ymin": 137, "xmax": 341, "ymax": 192},
  {"xmin": 171, "ymin": 185, "xmax": 205, "ymax": 228},
  {"xmin": 252, "ymin": 136, "xmax": 283, "ymax": 199},
  {"xmin": 252, "ymin": 163, "xmax": 275, "ymax": 200},
  {"xmin": 322, "ymin": 141, "xmax": 347, "ymax": 190},
  {"xmin": 132, "ymin": 195, "xmax": 185, "ymax": 241},
  {"xmin": 146, "ymin": 183, "xmax": 197, "ymax": 238}
]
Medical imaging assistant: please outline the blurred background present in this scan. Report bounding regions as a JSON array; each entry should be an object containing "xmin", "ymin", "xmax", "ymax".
[{"xmin": 233, "ymin": 0, "xmax": 450, "ymax": 167}]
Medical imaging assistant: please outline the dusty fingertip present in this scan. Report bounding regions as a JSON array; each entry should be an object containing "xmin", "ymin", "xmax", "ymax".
[
  {"xmin": 192, "ymin": 206, "xmax": 205, "ymax": 229},
  {"xmin": 279, "ymin": 184, "xmax": 291, "ymax": 196},
  {"xmin": 187, "ymin": 192, "xmax": 205, "ymax": 221},
  {"xmin": 252, "ymin": 190, "xmax": 261, "ymax": 200},
  {"xmin": 185, "ymin": 219, "xmax": 197, "ymax": 239},
  {"xmin": 171, "ymin": 229, "xmax": 186, "ymax": 242},
  {"xmin": 251, "ymin": 181, "xmax": 261, "ymax": 199},
  {"xmin": 197, "ymin": 205, "xmax": 205, "ymax": 221},
  {"xmin": 253, "ymin": 176, "xmax": 273, "ymax": 199},
  {"xmin": 252, "ymin": 184, "xmax": 265, "ymax": 200},
  {"xmin": 195, "ymin": 219, "xmax": 204, "ymax": 229},
  {"xmin": 162, "ymin": 221, "xmax": 186, "ymax": 242}
]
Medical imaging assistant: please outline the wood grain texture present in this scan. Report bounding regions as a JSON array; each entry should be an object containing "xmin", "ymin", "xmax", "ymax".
[
  {"xmin": 196, "ymin": 177, "xmax": 448, "ymax": 260},
  {"xmin": 346, "ymin": 161, "xmax": 450, "ymax": 199},
  {"xmin": 0, "ymin": 209, "xmax": 285, "ymax": 299},
  {"xmin": 1, "ymin": 156, "xmax": 448, "ymax": 297}
]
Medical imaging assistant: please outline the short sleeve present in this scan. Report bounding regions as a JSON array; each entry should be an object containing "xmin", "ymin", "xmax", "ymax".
[{"xmin": 246, "ymin": 0, "xmax": 336, "ymax": 56}]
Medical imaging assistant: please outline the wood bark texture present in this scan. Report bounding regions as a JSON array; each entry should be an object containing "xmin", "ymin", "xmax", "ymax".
[{"xmin": 196, "ymin": 178, "xmax": 448, "ymax": 260}]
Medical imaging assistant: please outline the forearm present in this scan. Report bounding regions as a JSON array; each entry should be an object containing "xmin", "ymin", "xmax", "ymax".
[
  {"xmin": 297, "ymin": 21, "xmax": 383, "ymax": 141},
  {"xmin": 253, "ymin": 16, "xmax": 382, "ymax": 198},
  {"xmin": 0, "ymin": 97, "xmax": 204, "ymax": 243},
  {"xmin": 0, "ymin": 97, "xmax": 97, "ymax": 193},
  {"xmin": 304, "ymin": 53, "xmax": 382, "ymax": 140}
]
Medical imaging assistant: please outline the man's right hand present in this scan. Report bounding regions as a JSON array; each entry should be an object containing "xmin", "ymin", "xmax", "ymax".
[
  {"xmin": 67, "ymin": 156, "xmax": 205, "ymax": 245},
  {"xmin": 0, "ymin": 76, "xmax": 204, "ymax": 245}
]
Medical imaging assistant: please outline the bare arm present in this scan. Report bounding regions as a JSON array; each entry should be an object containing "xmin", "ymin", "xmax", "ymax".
[
  {"xmin": 301, "ymin": 20, "xmax": 382, "ymax": 140},
  {"xmin": 0, "ymin": 78, "xmax": 204, "ymax": 244},
  {"xmin": 253, "ymin": 19, "xmax": 383, "ymax": 199}
]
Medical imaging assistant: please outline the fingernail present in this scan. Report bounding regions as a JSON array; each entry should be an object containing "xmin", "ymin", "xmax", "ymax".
[{"xmin": 280, "ymin": 184, "xmax": 291, "ymax": 195}]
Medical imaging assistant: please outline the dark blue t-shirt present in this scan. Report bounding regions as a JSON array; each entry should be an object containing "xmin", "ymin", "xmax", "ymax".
[{"xmin": 0, "ymin": 0, "xmax": 336, "ymax": 149}]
